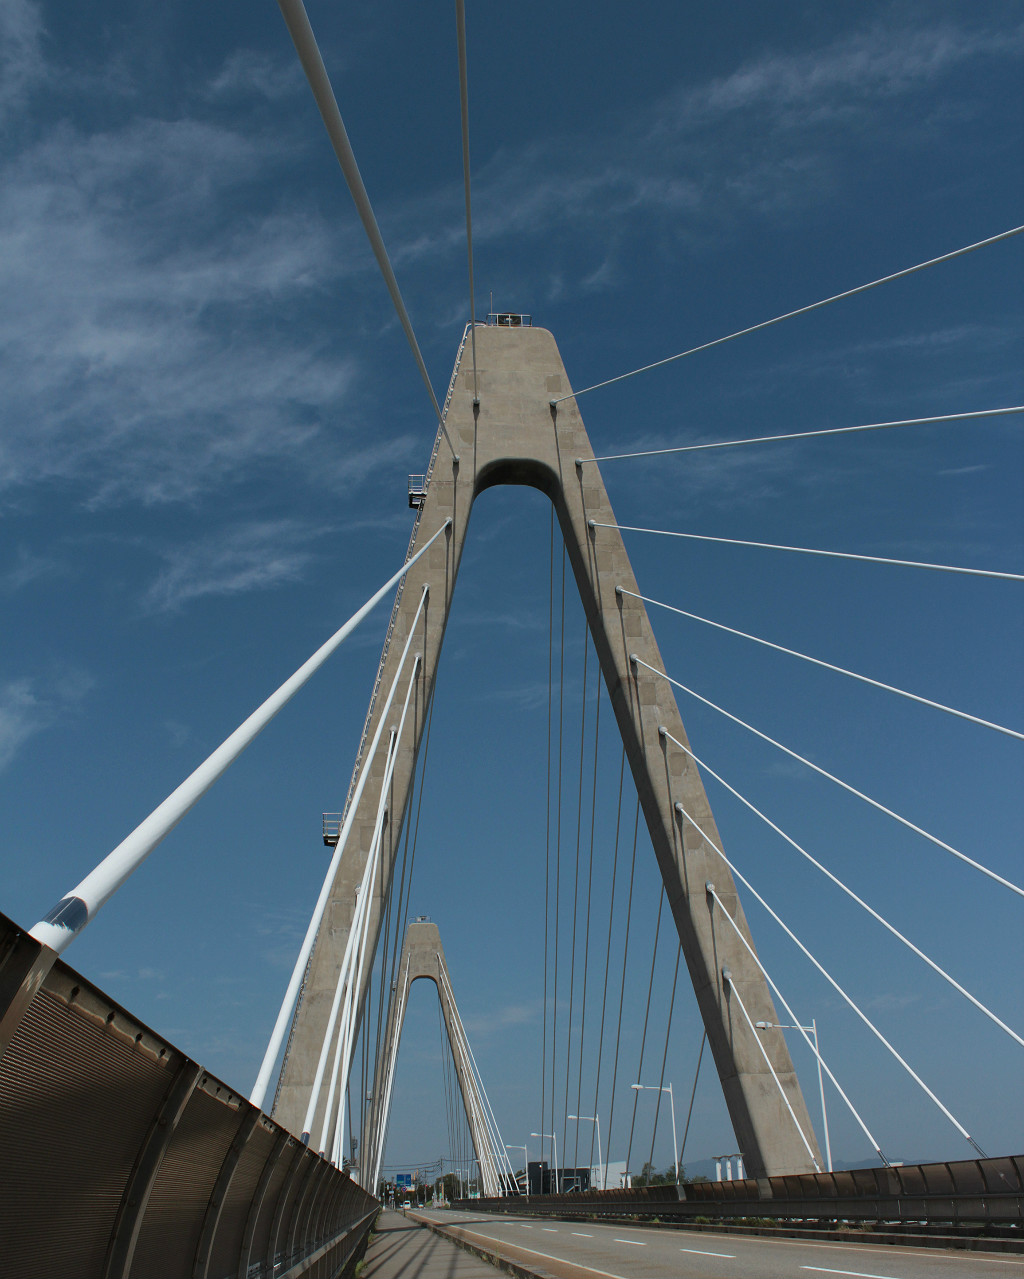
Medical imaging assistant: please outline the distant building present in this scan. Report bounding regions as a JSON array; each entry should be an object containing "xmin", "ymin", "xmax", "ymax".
[{"xmin": 526, "ymin": 1161, "xmax": 593, "ymax": 1193}]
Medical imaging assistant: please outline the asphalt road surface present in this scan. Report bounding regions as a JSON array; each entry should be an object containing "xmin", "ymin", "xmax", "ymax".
[{"xmin": 413, "ymin": 1208, "xmax": 1024, "ymax": 1279}]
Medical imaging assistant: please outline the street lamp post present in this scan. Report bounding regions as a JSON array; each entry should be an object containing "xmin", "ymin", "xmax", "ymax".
[
  {"xmin": 567, "ymin": 1114, "xmax": 603, "ymax": 1189},
  {"xmin": 631, "ymin": 1083, "xmax": 679, "ymax": 1183},
  {"xmin": 755, "ymin": 1018, "xmax": 832, "ymax": 1172},
  {"xmin": 505, "ymin": 1144, "xmax": 528, "ymax": 1195},
  {"xmin": 530, "ymin": 1131, "xmax": 559, "ymax": 1193}
]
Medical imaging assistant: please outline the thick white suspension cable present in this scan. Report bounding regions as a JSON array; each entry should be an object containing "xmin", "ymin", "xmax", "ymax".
[
  {"xmin": 617, "ymin": 598, "xmax": 1023, "ymax": 897},
  {"xmin": 706, "ymin": 885, "xmax": 886, "ymax": 1163},
  {"xmin": 580, "ymin": 405, "xmax": 1024, "ymax": 464},
  {"xmin": 622, "ymin": 595, "xmax": 1023, "ymax": 741},
  {"xmin": 551, "ymin": 225, "xmax": 1024, "ymax": 405},
  {"xmin": 326, "ymin": 685, "xmax": 415, "ymax": 1157},
  {"xmin": 439, "ymin": 964, "xmax": 515, "ymax": 1193},
  {"xmin": 316, "ymin": 746, "xmax": 396, "ymax": 1158},
  {"xmin": 250, "ymin": 578, "xmax": 433, "ymax": 1109},
  {"xmin": 595, "ymin": 522, "xmax": 1024, "ymax": 584},
  {"xmin": 653, "ymin": 715, "xmax": 1024, "ymax": 1048},
  {"xmin": 669, "ymin": 793, "xmax": 988, "ymax": 1157},
  {"xmin": 455, "ymin": 0, "xmax": 479, "ymax": 403},
  {"xmin": 33, "ymin": 522, "xmax": 449, "ymax": 960},
  {"xmin": 305, "ymin": 649, "xmax": 420, "ymax": 1146},
  {"xmin": 370, "ymin": 961, "xmax": 410, "ymax": 1188},
  {"xmin": 369, "ymin": 963, "xmax": 409, "ymax": 1187},
  {"xmin": 720, "ymin": 970, "xmax": 821, "ymax": 1171},
  {"xmin": 276, "ymin": 0, "xmax": 458, "ymax": 459}
]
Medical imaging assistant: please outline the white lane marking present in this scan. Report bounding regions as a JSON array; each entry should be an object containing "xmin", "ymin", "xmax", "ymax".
[
  {"xmin": 519, "ymin": 1223, "xmax": 533, "ymax": 1228},
  {"xmin": 572, "ymin": 1231, "xmax": 594, "ymax": 1237},
  {"xmin": 770, "ymin": 1236, "xmax": 1012, "ymax": 1262},
  {"xmin": 801, "ymin": 1268, "xmax": 900, "ymax": 1279},
  {"xmin": 542, "ymin": 1227, "xmax": 558, "ymax": 1232},
  {"xmin": 613, "ymin": 1238, "xmax": 647, "ymax": 1245},
  {"xmin": 681, "ymin": 1247, "xmax": 737, "ymax": 1258}
]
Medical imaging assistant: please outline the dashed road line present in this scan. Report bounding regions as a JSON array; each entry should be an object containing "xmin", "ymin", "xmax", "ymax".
[
  {"xmin": 681, "ymin": 1246, "xmax": 737, "ymax": 1258},
  {"xmin": 572, "ymin": 1232, "xmax": 594, "ymax": 1237},
  {"xmin": 613, "ymin": 1238, "xmax": 646, "ymax": 1246}
]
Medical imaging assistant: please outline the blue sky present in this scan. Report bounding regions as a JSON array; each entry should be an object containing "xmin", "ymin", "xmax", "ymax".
[{"xmin": 1, "ymin": 0, "xmax": 1022, "ymax": 1179}]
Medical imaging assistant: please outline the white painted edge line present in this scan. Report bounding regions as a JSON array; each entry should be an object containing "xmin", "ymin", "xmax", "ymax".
[
  {"xmin": 801, "ymin": 1268, "xmax": 899, "ymax": 1278},
  {"xmin": 613, "ymin": 1238, "xmax": 647, "ymax": 1245},
  {"xmin": 681, "ymin": 1247, "xmax": 737, "ymax": 1258},
  {"xmin": 446, "ymin": 1230, "xmax": 632, "ymax": 1279}
]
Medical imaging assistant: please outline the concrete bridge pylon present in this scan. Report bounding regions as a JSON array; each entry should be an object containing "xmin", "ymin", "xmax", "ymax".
[
  {"xmin": 362, "ymin": 917, "xmax": 505, "ymax": 1195},
  {"xmin": 273, "ymin": 322, "xmax": 822, "ymax": 1178}
]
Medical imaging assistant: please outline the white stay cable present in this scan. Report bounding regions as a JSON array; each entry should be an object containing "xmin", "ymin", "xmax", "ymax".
[
  {"xmin": 668, "ymin": 793, "xmax": 988, "ymax": 1157},
  {"xmin": 304, "ymin": 667, "xmax": 413, "ymax": 1145},
  {"xmin": 550, "ymin": 224, "xmax": 1024, "ymax": 405},
  {"xmin": 720, "ymin": 969, "xmax": 821, "ymax": 1171},
  {"xmin": 439, "ymin": 965, "xmax": 515, "ymax": 1191},
  {"xmin": 705, "ymin": 883, "xmax": 886, "ymax": 1164},
  {"xmin": 595, "ymin": 523, "xmax": 1024, "ymax": 585},
  {"xmin": 325, "ymin": 651, "xmax": 421, "ymax": 1154},
  {"xmin": 621, "ymin": 594, "xmax": 1023, "ymax": 741},
  {"xmin": 580, "ymin": 405, "xmax": 1023, "ymax": 464},
  {"xmin": 443, "ymin": 972, "xmax": 516, "ymax": 1188},
  {"xmin": 371, "ymin": 972, "xmax": 409, "ymax": 1189},
  {"xmin": 653, "ymin": 716, "xmax": 1024, "ymax": 1048},
  {"xmin": 375, "ymin": 958, "xmax": 413, "ymax": 1185},
  {"xmin": 617, "ymin": 604, "xmax": 1023, "ymax": 897},
  {"xmin": 251, "ymin": 579, "xmax": 432, "ymax": 1109},
  {"xmin": 316, "ymin": 726, "xmax": 399, "ymax": 1157},
  {"xmin": 455, "ymin": 0, "xmax": 479, "ymax": 402},
  {"xmin": 34, "ymin": 521, "xmax": 449, "ymax": 960},
  {"xmin": 276, "ymin": 0, "xmax": 458, "ymax": 459}
]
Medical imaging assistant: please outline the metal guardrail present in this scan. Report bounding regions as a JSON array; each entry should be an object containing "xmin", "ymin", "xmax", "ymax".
[
  {"xmin": 0, "ymin": 910, "xmax": 378, "ymax": 1278},
  {"xmin": 457, "ymin": 1155, "xmax": 1024, "ymax": 1225}
]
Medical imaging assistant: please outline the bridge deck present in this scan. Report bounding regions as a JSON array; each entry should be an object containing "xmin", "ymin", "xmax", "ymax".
[{"xmin": 363, "ymin": 1210, "xmax": 502, "ymax": 1279}]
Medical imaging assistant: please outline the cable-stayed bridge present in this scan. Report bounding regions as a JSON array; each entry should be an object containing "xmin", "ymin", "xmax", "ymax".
[{"xmin": 1, "ymin": 2, "xmax": 1022, "ymax": 1276}]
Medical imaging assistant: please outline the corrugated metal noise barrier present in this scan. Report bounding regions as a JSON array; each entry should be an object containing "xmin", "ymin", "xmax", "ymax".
[
  {"xmin": 460, "ymin": 1153, "xmax": 1024, "ymax": 1224},
  {"xmin": 0, "ymin": 911, "xmax": 378, "ymax": 1278}
]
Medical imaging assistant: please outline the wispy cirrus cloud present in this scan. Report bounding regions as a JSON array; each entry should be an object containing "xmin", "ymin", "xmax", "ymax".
[
  {"xmin": 0, "ymin": 0, "xmax": 46, "ymax": 126},
  {"xmin": 144, "ymin": 519, "xmax": 331, "ymax": 613},
  {"xmin": 384, "ymin": 19, "xmax": 1024, "ymax": 277},
  {"xmin": 0, "ymin": 544, "xmax": 63, "ymax": 591},
  {"xmin": 0, "ymin": 111, "xmax": 367, "ymax": 505},
  {"xmin": 0, "ymin": 669, "xmax": 94, "ymax": 772},
  {"xmin": 205, "ymin": 49, "xmax": 304, "ymax": 102}
]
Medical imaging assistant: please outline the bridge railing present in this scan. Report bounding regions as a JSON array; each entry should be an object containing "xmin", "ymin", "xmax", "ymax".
[
  {"xmin": 457, "ymin": 1152, "xmax": 1024, "ymax": 1224},
  {"xmin": 0, "ymin": 910, "xmax": 378, "ymax": 1279}
]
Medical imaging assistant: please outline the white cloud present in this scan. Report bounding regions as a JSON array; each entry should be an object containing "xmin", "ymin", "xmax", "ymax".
[
  {"xmin": 206, "ymin": 49, "xmax": 303, "ymax": 102},
  {"xmin": 0, "ymin": 109, "xmax": 367, "ymax": 506},
  {"xmin": 464, "ymin": 1001, "xmax": 536, "ymax": 1037},
  {"xmin": 144, "ymin": 519, "xmax": 329, "ymax": 613},
  {"xmin": 0, "ymin": 0, "xmax": 46, "ymax": 125},
  {"xmin": 0, "ymin": 669, "xmax": 94, "ymax": 771},
  {"xmin": 0, "ymin": 544, "xmax": 62, "ymax": 591},
  {"xmin": 384, "ymin": 20, "xmax": 1023, "ymax": 270}
]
